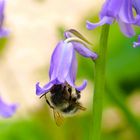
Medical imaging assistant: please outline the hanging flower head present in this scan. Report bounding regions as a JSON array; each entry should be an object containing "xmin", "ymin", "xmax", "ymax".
[
  {"xmin": 0, "ymin": 96, "xmax": 17, "ymax": 118},
  {"xmin": 0, "ymin": 0, "xmax": 9, "ymax": 38},
  {"xmin": 86, "ymin": 0, "xmax": 140, "ymax": 37},
  {"xmin": 36, "ymin": 29, "xmax": 97, "ymax": 96}
]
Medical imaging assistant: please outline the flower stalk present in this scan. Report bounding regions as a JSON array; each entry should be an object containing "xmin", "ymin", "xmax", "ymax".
[{"xmin": 91, "ymin": 24, "xmax": 110, "ymax": 140}]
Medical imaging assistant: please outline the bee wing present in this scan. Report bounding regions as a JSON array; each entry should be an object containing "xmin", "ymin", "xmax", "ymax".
[{"xmin": 53, "ymin": 109, "xmax": 64, "ymax": 126}]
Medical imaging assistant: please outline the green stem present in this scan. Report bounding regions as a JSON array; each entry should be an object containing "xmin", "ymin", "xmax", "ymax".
[{"xmin": 91, "ymin": 24, "xmax": 110, "ymax": 140}]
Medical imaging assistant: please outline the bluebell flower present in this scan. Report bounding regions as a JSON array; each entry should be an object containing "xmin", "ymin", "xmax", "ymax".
[
  {"xmin": 0, "ymin": 0, "xmax": 9, "ymax": 38},
  {"xmin": 0, "ymin": 96, "xmax": 17, "ymax": 118},
  {"xmin": 133, "ymin": 35, "xmax": 140, "ymax": 47},
  {"xmin": 86, "ymin": 0, "xmax": 140, "ymax": 37},
  {"xmin": 36, "ymin": 30, "xmax": 97, "ymax": 96}
]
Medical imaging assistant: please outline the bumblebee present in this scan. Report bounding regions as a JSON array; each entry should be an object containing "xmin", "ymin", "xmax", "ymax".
[{"xmin": 40, "ymin": 83, "xmax": 86, "ymax": 126}]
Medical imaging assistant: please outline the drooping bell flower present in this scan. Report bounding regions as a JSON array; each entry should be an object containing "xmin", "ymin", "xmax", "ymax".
[
  {"xmin": 36, "ymin": 29, "xmax": 97, "ymax": 96},
  {"xmin": 0, "ymin": 0, "xmax": 9, "ymax": 38},
  {"xmin": 86, "ymin": 0, "xmax": 140, "ymax": 37},
  {"xmin": 133, "ymin": 35, "xmax": 140, "ymax": 47},
  {"xmin": 0, "ymin": 96, "xmax": 17, "ymax": 118}
]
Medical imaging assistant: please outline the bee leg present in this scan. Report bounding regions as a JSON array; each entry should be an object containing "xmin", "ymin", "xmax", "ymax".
[
  {"xmin": 39, "ymin": 91, "xmax": 49, "ymax": 99},
  {"xmin": 77, "ymin": 103, "xmax": 86, "ymax": 111},
  {"xmin": 45, "ymin": 95, "xmax": 54, "ymax": 109}
]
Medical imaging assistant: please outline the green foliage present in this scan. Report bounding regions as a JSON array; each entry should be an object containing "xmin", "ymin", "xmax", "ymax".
[{"xmin": 0, "ymin": 119, "xmax": 52, "ymax": 140}]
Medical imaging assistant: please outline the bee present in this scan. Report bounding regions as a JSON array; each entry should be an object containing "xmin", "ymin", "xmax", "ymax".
[{"xmin": 40, "ymin": 83, "xmax": 86, "ymax": 126}]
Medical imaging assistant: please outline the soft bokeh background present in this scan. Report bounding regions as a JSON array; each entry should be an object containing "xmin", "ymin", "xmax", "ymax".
[{"xmin": 0, "ymin": 0, "xmax": 140, "ymax": 140}]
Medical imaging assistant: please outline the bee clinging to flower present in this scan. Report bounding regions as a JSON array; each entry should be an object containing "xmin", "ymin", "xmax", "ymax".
[
  {"xmin": 35, "ymin": 29, "xmax": 97, "ymax": 126},
  {"xmin": 40, "ymin": 83, "xmax": 86, "ymax": 126}
]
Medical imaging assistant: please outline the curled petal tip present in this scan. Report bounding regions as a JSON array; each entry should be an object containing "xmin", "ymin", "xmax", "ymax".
[
  {"xmin": 0, "ymin": 97, "xmax": 18, "ymax": 118},
  {"xmin": 4, "ymin": 104, "xmax": 18, "ymax": 118},
  {"xmin": 86, "ymin": 17, "xmax": 113, "ymax": 30},
  {"xmin": 36, "ymin": 81, "xmax": 53, "ymax": 96},
  {"xmin": 0, "ymin": 28, "xmax": 10, "ymax": 38},
  {"xmin": 35, "ymin": 82, "xmax": 42, "ymax": 95},
  {"xmin": 92, "ymin": 53, "xmax": 98, "ymax": 60},
  {"xmin": 76, "ymin": 80, "xmax": 87, "ymax": 91},
  {"xmin": 86, "ymin": 20, "xmax": 95, "ymax": 30}
]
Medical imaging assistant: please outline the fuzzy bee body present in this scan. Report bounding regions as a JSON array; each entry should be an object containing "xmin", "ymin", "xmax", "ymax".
[
  {"xmin": 50, "ymin": 84, "xmax": 83, "ymax": 114},
  {"xmin": 40, "ymin": 83, "xmax": 85, "ymax": 126}
]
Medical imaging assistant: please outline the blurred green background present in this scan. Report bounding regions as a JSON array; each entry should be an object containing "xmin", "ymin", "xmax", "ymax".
[{"xmin": 0, "ymin": 0, "xmax": 140, "ymax": 140}]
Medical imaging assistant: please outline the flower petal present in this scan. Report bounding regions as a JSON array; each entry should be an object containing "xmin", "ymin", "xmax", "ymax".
[
  {"xmin": 49, "ymin": 41, "xmax": 63, "ymax": 79},
  {"xmin": 57, "ymin": 42, "xmax": 74, "ymax": 82},
  {"xmin": 75, "ymin": 80, "xmax": 87, "ymax": 91},
  {"xmin": 100, "ymin": 0, "xmax": 123, "ymax": 19},
  {"xmin": 66, "ymin": 74, "xmax": 87, "ymax": 91},
  {"xmin": 133, "ymin": 15, "xmax": 140, "ymax": 26},
  {"xmin": 118, "ymin": 0, "xmax": 137, "ymax": 24},
  {"xmin": 117, "ymin": 18, "xmax": 135, "ymax": 37},
  {"xmin": 49, "ymin": 41, "xmax": 74, "ymax": 83},
  {"xmin": 67, "ymin": 49, "xmax": 77, "ymax": 83},
  {"xmin": 36, "ymin": 81, "xmax": 53, "ymax": 95},
  {"xmin": 0, "ymin": 0, "xmax": 4, "ymax": 27},
  {"xmin": 65, "ymin": 46, "xmax": 87, "ymax": 91},
  {"xmin": 0, "ymin": 97, "xmax": 17, "ymax": 118},
  {"xmin": 133, "ymin": 0, "xmax": 140, "ymax": 14},
  {"xmin": 86, "ymin": 16, "xmax": 114, "ymax": 30},
  {"xmin": 66, "ymin": 62, "xmax": 87, "ymax": 91},
  {"xmin": 0, "ymin": 28, "xmax": 9, "ymax": 38},
  {"xmin": 72, "ymin": 42, "xmax": 98, "ymax": 60},
  {"xmin": 0, "ymin": 0, "xmax": 4, "ymax": 13}
]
